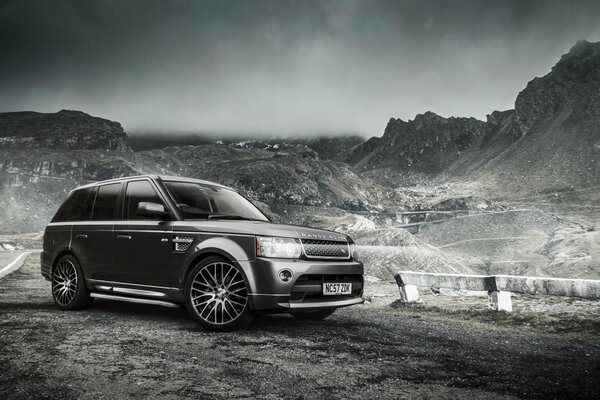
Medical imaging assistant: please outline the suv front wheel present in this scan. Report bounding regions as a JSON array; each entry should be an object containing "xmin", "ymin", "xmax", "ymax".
[{"xmin": 185, "ymin": 256, "xmax": 255, "ymax": 331}]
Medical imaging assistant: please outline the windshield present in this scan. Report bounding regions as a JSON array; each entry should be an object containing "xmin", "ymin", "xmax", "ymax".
[{"xmin": 163, "ymin": 181, "xmax": 268, "ymax": 221}]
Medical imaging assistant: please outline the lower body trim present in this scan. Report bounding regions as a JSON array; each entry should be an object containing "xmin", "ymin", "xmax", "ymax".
[
  {"xmin": 287, "ymin": 297, "xmax": 364, "ymax": 309},
  {"xmin": 90, "ymin": 293, "xmax": 180, "ymax": 308}
]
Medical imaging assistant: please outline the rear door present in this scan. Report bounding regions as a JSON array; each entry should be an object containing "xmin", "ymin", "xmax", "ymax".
[
  {"xmin": 50, "ymin": 187, "xmax": 94, "ymax": 277},
  {"xmin": 113, "ymin": 179, "xmax": 174, "ymax": 286},
  {"xmin": 72, "ymin": 182, "xmax": 122, "ymax": 281}
]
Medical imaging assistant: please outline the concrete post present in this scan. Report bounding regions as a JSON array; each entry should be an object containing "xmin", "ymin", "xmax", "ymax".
[
  {"xmin": 488, "ymin": 290, "xmax": 512, "ymax": 312},
  {"xmin": 399, "ymin": 284, "xmax": 420, "ymax": 303}
]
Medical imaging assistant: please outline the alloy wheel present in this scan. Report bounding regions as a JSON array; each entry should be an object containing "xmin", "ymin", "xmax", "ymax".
[
  {"xmin": 190, "ymin": 261, "xmax": 248, "ymax": 325},
  {"xmin": 52, "ymin": 259, "xmax": 78, "ymax": 306}
]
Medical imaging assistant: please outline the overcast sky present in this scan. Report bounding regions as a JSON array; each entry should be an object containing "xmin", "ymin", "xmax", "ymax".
[{"xmin": 1, "ymin": 0, "xmax": 600, "ymax": 137}]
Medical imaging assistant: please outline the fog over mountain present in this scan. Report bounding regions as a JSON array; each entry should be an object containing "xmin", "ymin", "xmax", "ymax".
[{"xmin": 1, "ymin": 0, "xmax": 600, "ymax": 136}]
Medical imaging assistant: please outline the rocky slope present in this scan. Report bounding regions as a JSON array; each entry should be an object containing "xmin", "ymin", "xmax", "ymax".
[
  {"xmin": 0, "ymin": 110, "xmax": 130, "ymax": 151},
  {"xmin": 455, "ymin": 40, "xmax": 600, "ymax": 198},
  {"xmin": 0, "ymin": 130, "xmax": 401, "ymax": 234},
  {"xmin": 140, "ymin": 144, "xmax": 399, "ymax": 213},
  {"xmin": 346, "ymin": 112, "xmax": 486, "ymax": 173},
  {"xmin": 348, "ymin": 40, "xmax": 600, "ymax": 199}
]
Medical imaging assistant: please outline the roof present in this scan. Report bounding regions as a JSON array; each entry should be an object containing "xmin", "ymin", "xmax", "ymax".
[{"xmin": 73, "ymin": 175, "xmax": 233, "ymax": 191}]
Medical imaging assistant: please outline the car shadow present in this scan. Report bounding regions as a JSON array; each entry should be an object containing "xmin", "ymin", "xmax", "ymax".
[
  {"xmin": 1, "ymin": 298, "xmax": 367, "ymax": 334},
  {"xmin": 88, "ymin": 299, "xmax": 192, "ymax": 322}
]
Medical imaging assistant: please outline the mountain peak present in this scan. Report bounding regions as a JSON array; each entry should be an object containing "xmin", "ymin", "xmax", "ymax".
[
  {"xmin": 56, "ymin": 109, "xmax": 91, "ymax": 117},
  {"xmin": 514, "ymin": 39, "xmax": 600, "ymax": 136},
  {"xmin": 560, "ymin": 39, "xmax": 600, "ymax": 60}
]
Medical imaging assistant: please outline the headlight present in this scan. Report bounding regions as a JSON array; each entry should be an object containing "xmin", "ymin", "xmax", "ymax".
[
  {"xmin": 256, "ymin": 236, "xmax": 302, "ymax": 259},
  {"xmin": 349, "ymin": 242, "xmax": 358, "ymax": 261}
]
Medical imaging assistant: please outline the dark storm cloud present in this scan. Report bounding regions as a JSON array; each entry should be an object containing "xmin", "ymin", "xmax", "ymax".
[{"xmin": 1, "ymin": 0, "xmax": 600, "ymax": 136}]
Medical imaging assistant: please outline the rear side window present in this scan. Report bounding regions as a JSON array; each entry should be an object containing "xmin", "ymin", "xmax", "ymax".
[
  {"xmin": 125, "ymin": 180, "xmax": 165, "ymax": 219},
  {"xmin": 52, "ymin": 188, "xmax": 94, "ymax": 222},
  {"xmin": 91, "ymin": 183, "xmax": 122, "ymax": 221}
]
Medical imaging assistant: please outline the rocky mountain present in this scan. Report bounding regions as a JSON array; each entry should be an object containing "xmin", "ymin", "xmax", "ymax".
[
  {"xmin": 0, "ymin": 118, "xmax": 400, "ymax": 234},
  {"xmin": 454, "ymin": 39, "xmax": 600, "ymax": 197},
  {"xmin": 0, "ymin": 110, "xmax": 130, "ymax": 151},
  {"xmin": 348, "ymin": 40, "xmax": 600, "ymax": 198},
  {"xmin": 346, "ymin": 112, "xmax": 486, "ymax": 173}
]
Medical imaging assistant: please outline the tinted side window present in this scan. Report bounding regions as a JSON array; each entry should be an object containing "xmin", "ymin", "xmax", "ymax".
[
  {"xmin": 91, "ymin": 183, "xmax": 121, "ymax": 221},
  {"xmin": 125, "ymin": 180, "xmax": 165, "ymax": 220},
  {"xmin": 52, "ymin": 187, "xmax": 94, "ymax": 222}
]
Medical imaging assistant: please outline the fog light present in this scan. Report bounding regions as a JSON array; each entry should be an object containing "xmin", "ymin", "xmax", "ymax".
[{"xmin": 278, "ymin": 269, "xmax": 293, "ymax": 283}]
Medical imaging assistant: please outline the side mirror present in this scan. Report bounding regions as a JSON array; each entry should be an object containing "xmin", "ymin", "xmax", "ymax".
[{"xmin": 137, "ymin": 202, "xmax": 170, "ymax": 219}]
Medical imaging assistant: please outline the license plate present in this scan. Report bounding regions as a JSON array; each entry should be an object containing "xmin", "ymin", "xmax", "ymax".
[{"xmin": 323, "ymin": 282, "xmax": 352, "ymax": 295}]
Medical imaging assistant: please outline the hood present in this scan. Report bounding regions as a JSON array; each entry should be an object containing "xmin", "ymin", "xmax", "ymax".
[{"xmin": 173, "ymin": 220, "xmax": 350, "ymax": 242}]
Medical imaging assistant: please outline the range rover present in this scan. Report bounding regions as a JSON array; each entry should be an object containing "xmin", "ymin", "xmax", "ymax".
[{"xmin": 41, "ymin": 175, "xmax": 364, "ymax": 331}]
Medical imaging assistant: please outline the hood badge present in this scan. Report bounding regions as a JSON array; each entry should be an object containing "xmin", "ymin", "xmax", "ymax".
[{"xmin": 299, "ymin": 233, "xmax": 346, "ymax": 241}]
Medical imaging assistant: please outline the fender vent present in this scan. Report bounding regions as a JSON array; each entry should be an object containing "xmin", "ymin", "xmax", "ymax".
[{"xmin": 173, "ymin": 236, "xmax": 194, "ymax": 252}]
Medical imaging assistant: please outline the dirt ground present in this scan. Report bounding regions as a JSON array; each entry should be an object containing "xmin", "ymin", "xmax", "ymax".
[{"xmin": 1, "ymin": 254, "xmax": 599, "ymax": 399}]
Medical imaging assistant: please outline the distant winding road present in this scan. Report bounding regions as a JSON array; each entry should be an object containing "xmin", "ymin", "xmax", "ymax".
[{"xmin": 0, "ymin": 251, "xmax": 30, "ymax": 280}]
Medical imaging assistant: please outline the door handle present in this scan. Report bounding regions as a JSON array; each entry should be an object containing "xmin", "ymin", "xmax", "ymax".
[
  {"xmin": 75, "ymin": 234, "xmax": 88, "ymax": 239},
  {"xmin": 116, "ymin": 234, "xmax": 132, "ymax": 240}
]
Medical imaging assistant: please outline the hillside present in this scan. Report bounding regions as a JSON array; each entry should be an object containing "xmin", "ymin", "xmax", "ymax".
[
  {"xmin": 0, "ymin": 134, "xmax": 401, "ymax": 234},
  {"xmin": 348, "ymin": 40, "xmax": 600, "ymax": 199},
  {"xmin": 457, "ymin": 40, "xmax": 600, "ymax": 198},
  {"xmin": 346, "ymin": 112, "xmax": 486, "ymax": 173},
  {"xmin": 0, "ymin": 110, "xmax": 130, "ymax": 151}
]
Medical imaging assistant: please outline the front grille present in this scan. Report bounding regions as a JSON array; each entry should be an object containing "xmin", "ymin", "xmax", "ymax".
[{"xmin": 300, "ymin": 239, "xmax": 350, "ymax": 259}]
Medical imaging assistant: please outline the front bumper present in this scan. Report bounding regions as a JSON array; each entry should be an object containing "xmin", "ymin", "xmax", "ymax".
[{"xmin": 243, "ymin": 257, "xmax": 364, "ymax": 312}]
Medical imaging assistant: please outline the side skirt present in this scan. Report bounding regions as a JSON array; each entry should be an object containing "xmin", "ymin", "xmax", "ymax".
[
  {"xmin": 87, "ymin": 279, "xmax": 185, "ymax": 303},
  {"xmin": 90, "ymin": 293, "xmax": 180, "ymax": 308}
]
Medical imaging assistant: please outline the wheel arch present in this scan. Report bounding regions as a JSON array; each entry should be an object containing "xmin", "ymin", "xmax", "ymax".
[
  {"xmin": 50, "ymin": 249, "xmax": 91, "ymax": 287},
  {"xmin": 180, "ymin": 247, "xmax": 253, "ymax": 293},
  {"xmin": 51, "ymin": 249, "xmax": 79, "ymax": 275}
]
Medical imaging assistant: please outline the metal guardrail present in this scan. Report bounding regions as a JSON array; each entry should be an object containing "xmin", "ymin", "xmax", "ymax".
[{"xmin": 394, "ymin": 271, "xmax": 600, "ymax": 312}]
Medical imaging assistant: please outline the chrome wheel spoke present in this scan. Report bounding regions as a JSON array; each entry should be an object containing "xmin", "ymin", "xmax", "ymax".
[
  {"xmin": 227, "ymin": 280, "xmax": 244, "ymax": 289},
  {"xmin": 223, "ymin": 302, "xmax": 234, "ymax": 320},
  {"xmin": 192, "ymin": 281, "xmax": 213, "ymax": 290},
  {"xmin": 190, "ymin": 261, "xmax": 247, "ymax": 325},
  {"xmin": 192, "ymin": 293, "xmax": 213, "ymax": 302},
  {"xmin": 227, "ymin": 298, "xmax": 245, "ymax": 306}
]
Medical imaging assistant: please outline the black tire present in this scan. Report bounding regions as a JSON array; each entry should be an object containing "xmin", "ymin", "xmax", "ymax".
[
  {"xmin": 291, "ymin": 309, "xmax": 336, "ymax": 320},
  {"xmin": 185, "ymin": 256, "xmax": 255, "ymax": 331},
  {"xmin": 51, "ymin": 254, "xmax": 93, "ymax": 311}
]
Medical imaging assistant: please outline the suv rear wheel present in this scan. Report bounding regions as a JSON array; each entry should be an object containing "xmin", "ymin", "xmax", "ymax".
[
  {"xmin": 52, "ymin": 255, "xmax": 93, "ymax": 310},
  {"xmin": 185, "ymin": 256, "xmax": 255, "ymax": 331}
]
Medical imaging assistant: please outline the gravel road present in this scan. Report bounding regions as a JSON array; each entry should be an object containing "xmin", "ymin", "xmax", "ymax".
[{"xmin": 1, "ymin": 254, "xmax": 599, "ymax": 399}]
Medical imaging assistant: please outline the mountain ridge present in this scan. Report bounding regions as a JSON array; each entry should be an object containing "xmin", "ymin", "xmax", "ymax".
[
  {"xmin": 347, "ymin": 40, "xmax": 600, "ymax": 197},
  {"xmin": 0, "ymin": 109, "xmax": 130, "ymax": 151}
]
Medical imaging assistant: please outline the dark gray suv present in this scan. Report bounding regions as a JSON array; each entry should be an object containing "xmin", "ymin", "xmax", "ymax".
[{"xmin": 41, "ymin": 175, "xmax": 363, "ymax": 330}]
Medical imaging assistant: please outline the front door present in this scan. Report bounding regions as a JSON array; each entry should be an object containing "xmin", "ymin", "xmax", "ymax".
[{"xmin": 113, "ymin": 179, "xmax": 174, "ymax": 287}]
